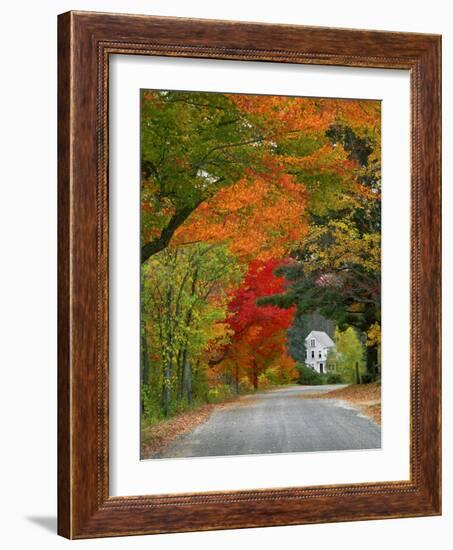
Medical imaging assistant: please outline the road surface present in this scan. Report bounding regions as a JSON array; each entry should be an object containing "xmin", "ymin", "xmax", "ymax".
[{"xmin": 157, "ymin": 385, "xmax": 381, "ymax": 459}]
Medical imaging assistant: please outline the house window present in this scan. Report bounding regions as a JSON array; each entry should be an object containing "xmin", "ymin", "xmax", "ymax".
[
  {"xmin": 320, "ymin": 363, "xmax": 324, "ymax": 373},
  {"xmin": 310, "ymin": 338, "xmax": 315, "ymax": 347},
  {"xmin": 311, "ymin": 351, "xmax": 315, "ymax": 359},
  {"xmin": 318, "ymin": 351, "xmax": 322, "ymax": 359}
]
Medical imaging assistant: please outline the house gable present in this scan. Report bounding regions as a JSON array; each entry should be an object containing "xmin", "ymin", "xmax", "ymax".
[{"xmin": 305, "ymin": 330, "xmax": 335, "ymax": 349}]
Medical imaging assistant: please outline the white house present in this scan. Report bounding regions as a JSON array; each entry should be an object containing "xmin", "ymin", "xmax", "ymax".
[{"xmin": 305, "ymin": 330, "xmax": 336, "ymax": 374}]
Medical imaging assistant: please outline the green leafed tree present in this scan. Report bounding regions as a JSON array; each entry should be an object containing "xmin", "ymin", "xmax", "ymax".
[
  {"xmin": 140, "ymin": 90, "xmax": 272, "ymax": 263},
  {"xmin": 141, "ymin": 243, "xmax": 242, "ymax": 418},
  {"xmin": 327, "ymin": 327, "xmax": 365, "ymax": 383}
]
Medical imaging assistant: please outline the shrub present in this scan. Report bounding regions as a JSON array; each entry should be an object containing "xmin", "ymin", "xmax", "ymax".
[
  {"xmin": 326, "ymin": 372, "xmax": 343, "ymax": 384},
  {"xmin": 141, "ymin": 383, "xmax": 163, "ymax": 423},
  {"xmin": 207, "ymin": 383, "xmax": 234, "ymax": 403},
  {"xmin": 258, "ymin": 372, "xmax": 272, "ymax": 389},
  {"xmin": 263, "ymin": 367, "xmax": 279, "ymax": 385},
  {"xmin": 297, "ymin": 364, "xmax": 327, "ymax": 385},
  {"xmin": 239, "ymin": 376, "xmax": 254, "ymax": 394},
  {"xmin": 272, "ymin": 354, "xmax": 299, "ymax": 384}
]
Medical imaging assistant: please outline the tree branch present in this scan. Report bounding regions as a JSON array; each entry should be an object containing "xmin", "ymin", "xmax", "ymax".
[{"xmin": 141, "ymin": 205, "xmax": 197, "ymax": 263}]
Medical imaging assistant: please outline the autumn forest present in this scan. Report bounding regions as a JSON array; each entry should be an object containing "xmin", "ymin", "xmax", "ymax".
[{"xmin": 140, "ymin": 89, "xmax": 381, "ymax": 449}]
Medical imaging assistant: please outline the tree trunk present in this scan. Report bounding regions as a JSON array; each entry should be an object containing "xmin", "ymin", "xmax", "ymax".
[
  {"xmin": 141, "ymin": 330, "xmax": 150, "ymax": 387},
  {"xmin": 176, "ymin": 348, "xmax": 183, "ymax": 401},
  {"xmin": 186, "ymin": 359, "xmax": 192, "ymax": 405},
  {"xmin": 235, "ymin": 363, "xmax": 240, "ymax": 395},
  {"xmin": 252, "ymin": 363, "xmax": 258, "ymax": 390},
  {"xmin": 141, "ymin": 205, "xmax": 200, "ymax": 263},
  {"xmin": 355, "ymin": 361, "xmax": 361, "ymax": 385},
  {"xmin": 140, "ymin": 271, "xmax": 150, "ymax": 414},
  {"xmin": 161, "ymin": 286, "xmax": 174, "ymax": 417},
  {"xmin": 366, "ymin": 345, "xmax": 378, "ymax": 381},
  {"xmin": 162, "ymin": 356, "xmax": 173, "ymax": 417},
  {"xmin": 181, "ymin": 348, "xmax": 193, "ymax": 405}
]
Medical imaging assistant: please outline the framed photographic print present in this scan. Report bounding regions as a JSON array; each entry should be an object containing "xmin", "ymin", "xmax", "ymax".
[{"xmin": 58, "ymin": 11, "xmax": 441, "ymax": 538}]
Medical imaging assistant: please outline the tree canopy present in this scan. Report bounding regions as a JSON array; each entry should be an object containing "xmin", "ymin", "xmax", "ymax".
[{"xmin": 140, "ymin": 89, "xmax": 382, "ymax": 423}]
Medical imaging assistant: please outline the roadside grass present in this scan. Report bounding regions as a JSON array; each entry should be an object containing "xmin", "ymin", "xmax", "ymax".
[{"xmin": 299, "ymin": 382, "xmax": 381, "ymax": 425}]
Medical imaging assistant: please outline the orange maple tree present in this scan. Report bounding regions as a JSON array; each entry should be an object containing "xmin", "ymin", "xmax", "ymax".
[{"xmin": 173, "ymin": 171, "xmax": 307, "ymax": 262}]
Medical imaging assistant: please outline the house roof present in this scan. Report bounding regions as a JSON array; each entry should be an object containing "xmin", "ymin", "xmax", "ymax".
[{"xmin": 305, "ymin": 330, "xmax": 335, "ymax": 348}]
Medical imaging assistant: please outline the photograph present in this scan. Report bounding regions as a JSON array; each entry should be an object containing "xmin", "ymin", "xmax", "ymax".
[{"xmin": 139, "ymin": 89, "xmax": 382, "ymax": 459}]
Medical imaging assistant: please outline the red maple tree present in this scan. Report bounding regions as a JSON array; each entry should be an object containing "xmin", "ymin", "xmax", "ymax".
[{"xmin": 225, "ymin": 259, "xmax": 296, "ymax": 388}]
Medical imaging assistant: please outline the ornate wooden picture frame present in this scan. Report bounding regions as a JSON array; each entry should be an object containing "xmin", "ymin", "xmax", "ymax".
[{"xmin": 58, "ymin": 11, "xmax": 441, "ymax": 539}]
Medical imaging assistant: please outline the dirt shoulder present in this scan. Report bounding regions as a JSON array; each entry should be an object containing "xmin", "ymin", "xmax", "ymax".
[{"xmin": 299, "ymin": 383, "xmax": 381, "ymax": 425}]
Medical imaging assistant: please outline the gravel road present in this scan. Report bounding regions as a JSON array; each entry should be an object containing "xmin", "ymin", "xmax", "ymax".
[{"xmin": 157, "ymin": 384, "xmax": 381, "ymax": 458}]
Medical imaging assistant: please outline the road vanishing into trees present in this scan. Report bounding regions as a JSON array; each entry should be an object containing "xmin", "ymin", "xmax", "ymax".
[{"xmin": 156, "ymin": 385, "xmax": 381, "ymax": 458}]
